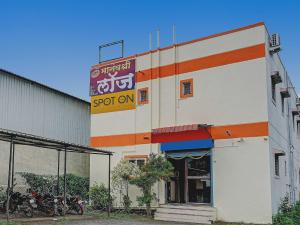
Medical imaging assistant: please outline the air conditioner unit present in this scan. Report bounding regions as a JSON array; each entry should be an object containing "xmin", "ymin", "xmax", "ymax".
[{"xmin": 269, "ymin": 33, "xmax": 281, "ymax": 54}]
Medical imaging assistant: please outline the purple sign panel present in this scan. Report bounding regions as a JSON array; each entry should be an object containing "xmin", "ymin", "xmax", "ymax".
[{"xmin": 90, "ymin": 59, "xmax": 135, "ymax": 96}]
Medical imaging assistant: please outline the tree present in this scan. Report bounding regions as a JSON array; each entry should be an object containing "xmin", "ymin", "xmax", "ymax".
[
  {"xmin": 111, "ymin": 159, "xmax": 139, "ymax": 212},
  {"xmin": 130, "ymin": 154, "xmax": 173, "ymax": 216}
]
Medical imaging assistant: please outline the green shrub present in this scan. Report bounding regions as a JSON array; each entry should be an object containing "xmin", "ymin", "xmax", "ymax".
[
  {"xmin": 18, "ymin": 172, "xmax": 89, "ymax": 199},
  {"xmin": 89, "ymin": 183, "xmax": 113, "ymax": 210},
  {"xmin": 273, "ymin": 201, "xmax": 300, "ymax": 225},
  {"xmin": 58, "ymin": 174, "xmax": 89, "ymax": 199},
  {"xmin": 279, "ymin": 195, "xmax": 293, "ymax": 213},
  {"xmin": 129, "ymin": 154, "xmax": 173, "ymax": 216},
  {"xmin": 111, "ymin": 159, "xmax": 139, "ymax": 212}
]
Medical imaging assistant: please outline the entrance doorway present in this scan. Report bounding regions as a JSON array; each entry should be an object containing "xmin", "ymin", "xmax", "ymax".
[{"xmin": 166, "ymin": 155, "xmax": 211, "ymax": 204}]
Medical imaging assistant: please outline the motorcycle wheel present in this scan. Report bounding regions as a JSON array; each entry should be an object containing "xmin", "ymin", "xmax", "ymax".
[
  {"xmin": 74, "ymin": 204, "xmax": 83, "ymax": 215},
  {"xmin": 3, "ymin": 200, "xmax": 17, "ymax": 213},
  {"xmin": 24, "ymin": 207, "xmax": 33, "ymax": 218},
  {"xmin": 47, "ymin": 208, "xmax": 55, "ymax": 217},
  {"xmin": 57, "ymin": 205, "xmax": 66, "ymax": 216}
]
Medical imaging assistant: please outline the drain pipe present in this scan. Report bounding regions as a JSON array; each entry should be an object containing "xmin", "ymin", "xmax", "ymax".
[
  {"xmin": 286, "ymin": 73, "xmax": 295, "ymax": 205},
  {"xmin": 156, "ymin": 29, "xmax": 161, "ymax": 205},
  {"xmin": 287, "ymin": 93, "xmax": 294, "ymax": 204}
]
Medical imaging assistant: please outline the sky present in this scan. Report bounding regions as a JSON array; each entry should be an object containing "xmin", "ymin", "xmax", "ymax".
[{"xmin": 0, "ymin": 0, "xmax": 299, "ymax": 101}]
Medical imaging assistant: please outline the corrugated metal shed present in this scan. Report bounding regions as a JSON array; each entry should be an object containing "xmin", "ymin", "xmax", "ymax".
[{"xmin": 0, "ymin": 68, "xmax": 90, "ymax": 145}]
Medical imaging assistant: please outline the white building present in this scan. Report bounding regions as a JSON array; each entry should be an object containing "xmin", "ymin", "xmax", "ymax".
[{"xmin": 89, "ymin": 22, "xmax": 300, "ymax": 224}]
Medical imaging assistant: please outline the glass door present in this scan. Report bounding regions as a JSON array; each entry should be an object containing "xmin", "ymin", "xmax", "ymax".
[
  {"xmin": 186, "ymin": 156, "xmax": 211, "ymax": 203},
  {"xmin": 166, "ymin": 154, "xmax": 211, "ymax": 204},
  {"xmin": 166, "ymin": 158, "xmax": 186, "ymax": 203}
]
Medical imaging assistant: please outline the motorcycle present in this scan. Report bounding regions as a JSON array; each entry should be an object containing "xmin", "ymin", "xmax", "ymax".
[
  {"xmin": 3, "ymin": 190, "xmax": 34, "ymax": 217},
  {"xmin": 57, "ymin": 195, "xmax": 84, "ymax": 215},
  {"xmin": 31, "ymin": 192, "xmax": 56, "ymax": 216},
  {"xmin": 67, "ymin": 196, "xmax": 84, "ymax": 215}
]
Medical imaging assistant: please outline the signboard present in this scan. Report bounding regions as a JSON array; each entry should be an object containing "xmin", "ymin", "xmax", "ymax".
[
  {"xmin": 91, "ymin": 89, "xmax": 136, "ymax": 114},
  {"xmin": 90, "ymin": 59, "xmax": 135, "ymax": 96}
]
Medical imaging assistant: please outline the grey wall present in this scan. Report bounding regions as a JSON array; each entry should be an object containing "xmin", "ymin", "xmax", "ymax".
[
  {"xmin": 0, "ymin": 70, "xmax": 90, "ymax": 145},
  {"xmin": 0, "ymin": 70, "xmax": 91, "ymax": 187},
  {"xmin": 0, "ymin": 141, "xmax": 90, "ymax": 188}
]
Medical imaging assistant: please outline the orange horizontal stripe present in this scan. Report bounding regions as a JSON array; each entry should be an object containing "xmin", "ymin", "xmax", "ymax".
[
  {"xmin": 209, "ymin": 121, "xmax": 268, "ymax": 139},
  {"xmin": 136, "ymin": 44, "xmax": 265, "ymax": 83},
  {"xmin": 90, "ymin": 132, "xmax": 151, "ymax": 147},
  {"xmin": 91, "ymin": 121, "xmax": 268, "ymax": 147}
]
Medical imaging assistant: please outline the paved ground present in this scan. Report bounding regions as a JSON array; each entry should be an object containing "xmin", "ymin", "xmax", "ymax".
[
  {"xmin": 24, "ymin": 219, "xmax": 190, "ymax": 225},
  {"xmin": 3, "ymin": 214, "xmax": 195, "ymax": 225}
]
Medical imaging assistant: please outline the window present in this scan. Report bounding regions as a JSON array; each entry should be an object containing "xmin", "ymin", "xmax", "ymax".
[
  {"xmin": 137, "ymin": 88, "xmax": 149, "ymax": 105},
  {"xmin": 293, "ymin": 116, "xmax": 295, "ymax": 131},
  {"xmin": 129, "ymin": 159, "xmax": 145, "ymax": 168},
  {"xmin": 180, "ymin": 78, "xmax": 193, "ymax": 98},
  {"xmin": 281, "ymin": 95, "xmax": 285, "ymax": 115},
  {"xmin": 271, "ymin": 78, "xmax": 276, "ymax": 102},
  {"xmin": 275, "ymin": 154, "xmax": 280, "ymax": 176},
  {"xmin": 124, "ymin": 155, "xmax": 147, "ymax": 168}
]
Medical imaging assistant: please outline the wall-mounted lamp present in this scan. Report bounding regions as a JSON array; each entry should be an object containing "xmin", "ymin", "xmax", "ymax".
[{"xmin": 226, "ymin": 130, "xmax": 231, "ymax": 137}]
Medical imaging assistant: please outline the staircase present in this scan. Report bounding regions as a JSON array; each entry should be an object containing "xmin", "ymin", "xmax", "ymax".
[{"xmin": 154, "ymin": 204, "xmax": 216, "ymax": 224}]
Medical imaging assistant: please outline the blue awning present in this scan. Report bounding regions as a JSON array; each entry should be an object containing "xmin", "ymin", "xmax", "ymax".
[{"xmin": 161, "ymin": 139, "xmax": 213, "ymax": 152}]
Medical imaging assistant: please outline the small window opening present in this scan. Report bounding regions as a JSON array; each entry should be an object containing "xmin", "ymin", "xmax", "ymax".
[
  {"xmin": 272, "ymin": 78, "xmax": 276, "ymax": 102},
  {"xmin": 183, "ymin": 82, "xmax": 191, "ymax": 95},
  {"xmin": 281, "ymin": 95, "xmax": 285, "ymax": 115},
  {"xmin": 138, "ymin": 88, "xmax": 149, "ymax": 105},
  {"xmin": 129, "ymin": 158, "xmax": 145, "ymax": 168},
  {"xmin": 180, "ymin": 79, "xmax": 193, "ymax": 98},
  {"xmin": 275, "ymin": 154, "xmax": 280, "ymax": 177}
]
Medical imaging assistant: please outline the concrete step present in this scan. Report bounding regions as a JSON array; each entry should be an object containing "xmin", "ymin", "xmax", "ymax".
[
  {"xmin": 159, "ymin": 204, "xmax": 216, "ymax": 212},
  {"xmin": 154, "ymin": 204, "xmax": 216, "ymax": 224},
  {"xmin": 156, "ymin": 207, "xmax": 216, "ymax": 217},
  {"xmin": 154, "ymin": 212, "xmax": 213, "ymax": 224}
]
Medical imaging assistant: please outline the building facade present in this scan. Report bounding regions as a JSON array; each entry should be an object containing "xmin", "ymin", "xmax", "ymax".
[
  {"xmin": 0, "ymin": 69, "xmax": 91, "ymax": 188},
  {"xmin": 89, "ymin": 22, "xmax": 300, "ymax": 224}
]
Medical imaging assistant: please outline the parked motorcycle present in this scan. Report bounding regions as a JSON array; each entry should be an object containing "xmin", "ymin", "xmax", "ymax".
[
  {"xmin": 67, "ymin": 196, "xmax": 84, "ymax": 215},
  {"xmin": 57, "ymin": 195, "xmax": 84, "ymax": 215},
  {"xmin": 31, "ymin": 192, "xmax": 56, "ymax": 216},
  {"xmin": 3, "ymin": 190, "xmax": 34, "ymax": 217}
]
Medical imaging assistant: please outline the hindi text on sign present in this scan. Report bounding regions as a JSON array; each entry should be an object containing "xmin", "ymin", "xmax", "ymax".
[{"xmin": 90, "ymin": 59, "xmax": 135, "ymax": 96}]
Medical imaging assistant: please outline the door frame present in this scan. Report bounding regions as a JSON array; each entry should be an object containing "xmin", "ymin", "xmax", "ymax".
[{"xmin": 165, "ymin": 150, "xmax": 213, "ymax": 206}]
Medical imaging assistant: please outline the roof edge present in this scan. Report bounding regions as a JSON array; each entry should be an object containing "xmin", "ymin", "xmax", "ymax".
[
  {"xmin": 0, "ymin": 68, "xmax": 90, "ymax": 104},
  {"xmin": 92, "ymin": 21, "xmax": 265, "ymax": 68}
]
